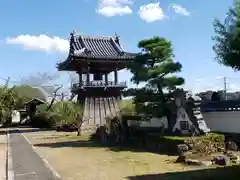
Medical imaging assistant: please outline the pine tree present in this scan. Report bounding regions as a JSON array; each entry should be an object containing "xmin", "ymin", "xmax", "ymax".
[
  {"xmin": 125, "ymin": 36, "xmax": 184, "ymax": 130},
  {"xmin": 213, "ymin": 0, "xmax": 240, "ymax": 70}
]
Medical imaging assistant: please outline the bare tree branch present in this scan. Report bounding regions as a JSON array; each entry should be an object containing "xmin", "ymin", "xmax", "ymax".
[
  {"xmin": 18, "ymin": 72, "xmax": 60, "ymax": 86},
  {"xmin": 46, "ymin": 85, "xmax": 63, "ymax": 111}
]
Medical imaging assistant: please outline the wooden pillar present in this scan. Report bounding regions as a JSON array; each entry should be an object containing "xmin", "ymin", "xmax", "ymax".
[
  {"xmin": 77, "ymin": 72, "xmax": 82, "ymax": 84},
  {"xmin": 114, "ymin": 68, "xmax": 118, "ymax": 85},
  {"xmin": 86, "ymin": 66, "xmax": 90, "ymax": 84},
  {"xmin": 105, "ymin": 73, "xmax": 108, "ymax": 85}
]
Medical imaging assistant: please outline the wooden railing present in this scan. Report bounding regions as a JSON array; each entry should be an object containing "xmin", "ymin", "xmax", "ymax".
[{"xmin": 72, "ymin": 81, "xmax": 127, "ymax": 89}]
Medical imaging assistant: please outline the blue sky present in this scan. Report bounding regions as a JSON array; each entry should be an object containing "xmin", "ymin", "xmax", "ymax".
[{"xmin": 0, "ymin": 0, "xmax": 238, "ymax": 93}]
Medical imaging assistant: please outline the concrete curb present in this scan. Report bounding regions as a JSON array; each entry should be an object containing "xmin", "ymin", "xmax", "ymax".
[
  {"xmin": 2, "ymin": 128, "xmax": 7, "ymax": 180},
  {"xmin": 4, "ymin": 129, "xmax": 7, "ymax": 180},
  {"xmin": 6, "ymin": 128, "xmax": 14, "ymax": 180},
  {"xmin": 20, "ymin": 131, "xmax": 62, "ymax": 179}
]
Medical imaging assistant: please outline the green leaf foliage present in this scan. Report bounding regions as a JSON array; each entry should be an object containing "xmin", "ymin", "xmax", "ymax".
[
  {"xmin": 125, "ymin": 36, "xmax": 184, "ymax": 119},
  {"xmin": 0, "ymin": 86, "xmax": 19, "ymax": 123},
  {"xmin": 213, "ymin": 0, "xmax": 240, "ymax": 70},
  {"xmin": 34, "ymin": 101, "xmax": 83, "ymax": 127}
]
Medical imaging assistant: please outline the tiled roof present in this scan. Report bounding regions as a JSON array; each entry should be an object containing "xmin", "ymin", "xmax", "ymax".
[{"xmin": 69, "ymin": 33, "xmax": 136, "ymax": 60}]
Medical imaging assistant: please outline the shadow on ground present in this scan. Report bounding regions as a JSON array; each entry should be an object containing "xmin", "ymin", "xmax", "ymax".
[
  {"xmin": 8, "ymin": 126, "xmax": 56, "ymax": 134},
  {"xmin": 0, "ymin": 129, "xmax": 6, "ymax": 135},
  {"xmin": 1, "ymin": 126, "xmax": 54, "ymax": 134},
  {"xmin": 126, "ymin": 165, "xmax": 240, "ymax": 180},
  {"xmin": 33, "ymin": 133, "xmax": 184, "ymax": 156}
]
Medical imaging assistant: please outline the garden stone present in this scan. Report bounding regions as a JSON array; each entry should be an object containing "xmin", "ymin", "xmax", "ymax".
[
  {"xmin": 225, "ymin": 151, "xmax": 234, "ymax": 157},
  {"xmin": 230, "ymin": 155, "xmax": 240, "ymax": 163},
  {"xmin": 225, "ymin": 151, "xmax": 240, "ymax": 161},
  {"xmin": 185, "ymin": 159, "xmax": 201, "ymax": 165},
  {"xmin": 177, "ymin": 144, "xmax": 188, "ymax": 154},
  {"xmin": 229, "ymin": 154, "xmax": 239, "ymax": 160},
  {"xmin": 176, "ymin": 155, "xmax": 186, "ymax": 163},
  {"xmin": 232, "ymin": 157, "xmax": 240, "ymax": 163},
  {"xmin": 213, "ymin": 156, "xmax": 230, "ymax": 166},
  {"xmin": 200, "ymin": 160, "xmax": 213, "ymax": 166},
  {"xmin": 226, "ymin": 141, "xmax": 239, "ymax": 151}
]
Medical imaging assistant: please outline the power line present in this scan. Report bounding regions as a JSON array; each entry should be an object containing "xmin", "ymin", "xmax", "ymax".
[{"xmin": 224, "ymin": 77, "xmax": 240, "ymax": 80}]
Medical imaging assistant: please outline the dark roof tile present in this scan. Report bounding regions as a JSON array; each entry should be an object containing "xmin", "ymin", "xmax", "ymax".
[{"xmin": 69, "ymin": 34, "xmax": 136, "ymax": 60}]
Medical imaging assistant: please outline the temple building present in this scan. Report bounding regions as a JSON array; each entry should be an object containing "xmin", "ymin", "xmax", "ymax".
[{"xmin": 57, "ymin": 31, "xmax": 136, "ymax": 132}]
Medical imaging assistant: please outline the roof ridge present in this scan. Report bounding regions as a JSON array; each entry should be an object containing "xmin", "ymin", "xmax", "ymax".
[
  {"xmin": 110, "ymin": 38, "xmax": 124, "ymax": 55},
  {"xmin": 76, "ymin": 34, "xmax": 115, "ymax": 40},
  {"xmin": 60, "ymin": 32, "xmax": 137, "ymax": 63}
]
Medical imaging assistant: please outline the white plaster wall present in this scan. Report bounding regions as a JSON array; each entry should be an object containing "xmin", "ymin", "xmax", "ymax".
[
  {"xmin": 11, "ymin": 110, "xmax": 20, "ymax": 124},
  {"xmin": 139, "ymin": 117, "xmax": 168, "ymax": 128},
  {"xmin": 173, "ymin": 107, "xmax": 193, "ymax": 132},
  {"xmin": 128, "ymin": 117, "xmax": 168, "ymax": 129},
  {"xmin": 203, "ymin": 111, "xmax": 240, "ymax": 133}
]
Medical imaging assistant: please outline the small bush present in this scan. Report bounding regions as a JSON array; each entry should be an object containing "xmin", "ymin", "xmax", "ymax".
[
  {"xmin": 33, "ymin": 101, "xmax": 83, "ymax": 128},
  {"xmin": 50, "ymin": 101, "xmax": 83, "ymax": 125},
  {"xmin": 120, "ymin": 99, "xmax": 136, "ymax": 115},
  {"xmin": 31, "ymin": 112, "xmax": 57, "ymax": 128},
  {"xmin": 184, "ymin": 133, "xmax": 225, "ymax": 155}
]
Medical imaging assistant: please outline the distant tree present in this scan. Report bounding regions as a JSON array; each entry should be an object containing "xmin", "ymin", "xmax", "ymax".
[
  {"xmin": 0, "ymin": 81, "xmax": 19, "ymax": 123},
  {"xmin": 196, "ymin": 92, "xmax": 209, "ymax": 102},
  {"xmin": 212, "ymin": 0, "xmax": 240, "ymax": 70},
  {"xmin": 17, "ymin": 72, "xmax": 67, "ymax": 104},
  {"xmin": 125, "ymin": 36, "xmax": 184, "ymax": 130},
  {"xmin": 18, "ymin": 72, "xmax": 60, "ymax": 86},
  {"xmin": 211, "ymin": 92, "xmax": 221, "ymax": 101}
]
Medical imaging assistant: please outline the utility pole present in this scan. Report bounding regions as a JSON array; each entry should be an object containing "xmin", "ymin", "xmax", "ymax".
[
  {"xmin": 3, "ymin": 77, "xmax": 10, "ymax": 90},
  {"xmin": 224, "ymin": 77, "xmax": 227, "ymax": 100}
]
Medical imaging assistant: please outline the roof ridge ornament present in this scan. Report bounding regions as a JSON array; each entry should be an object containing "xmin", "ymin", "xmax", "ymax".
[
  {"xmin": 114, "ymin": 32, "xmax": 120, "ymax": 44},
  {"xmin": 112, "ymin": 32, "xmax": 125, "ymax": 54},
  {"xmin": 70, "ymin": 30, "xmax": 76, "ymax": 37}
]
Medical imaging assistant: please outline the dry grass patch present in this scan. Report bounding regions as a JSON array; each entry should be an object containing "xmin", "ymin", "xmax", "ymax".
[{"xmin": 23, "ymin": 130, "xmax": 196, "ymax": 180}]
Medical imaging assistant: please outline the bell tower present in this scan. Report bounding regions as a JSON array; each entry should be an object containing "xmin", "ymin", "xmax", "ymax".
[{"xmin": 58, "ymin": 32, "xmax": 136, "ymax": 133}]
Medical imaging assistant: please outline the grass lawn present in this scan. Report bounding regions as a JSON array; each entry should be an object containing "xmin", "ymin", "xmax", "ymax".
[
  {"xmin": 22, "ymin": 129, "xmax": 240, "ymax": 180},
  {"xmin": 128, "ymin": 165, "xmax": 240, "ymax": 180},
  {"xmin": 23, "ymin": 130, "xmax": 196, "ymax": 180}
]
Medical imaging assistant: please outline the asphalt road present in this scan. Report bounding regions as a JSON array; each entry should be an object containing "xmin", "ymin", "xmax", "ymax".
[{"xmin": 9, "ymin": 129, "xmax": 62, "ymax": 180}]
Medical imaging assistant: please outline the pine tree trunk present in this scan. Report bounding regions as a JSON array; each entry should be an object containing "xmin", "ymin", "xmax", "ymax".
[
  {"xmin": 77, "ymin": 121, "xmax": 82, "ymax": 136},
  {"xmin": 166, "ymin": 114, "xmax": 173, "ymax": 132},
  {"xmin": 77, "ymin": 127, "xmax": 81, "ymax": 136},
  {"xmin": 167, "ymin": 112, "xmax": 177, "ymax": 133}
]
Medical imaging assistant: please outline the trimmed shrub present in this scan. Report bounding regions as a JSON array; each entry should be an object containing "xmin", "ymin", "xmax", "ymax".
[
  {"xmin": 184, "ymin": 133, "xmax": 225, "ymax": 155},
  {"xmin": 33, "ymin": 101, "xmax": 83, "ymax": 128},
  {"xmin": 31, "ymin": 112, "xmax": 56, "ymax": 128}
]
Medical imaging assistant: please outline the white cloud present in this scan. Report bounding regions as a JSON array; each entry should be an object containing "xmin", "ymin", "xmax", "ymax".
[
  {"xmin": 138, "ymin": 2, "xmax": 166, "ymax": 23},
  {"xmin": 169, "ymin": 4, "xmax": 190, "ymax": 16},
  {"xmin": 215, "ymin": 76, "xmax": 224, "ymax": 80},
  {"xmin": 6, "ymin": 34, "xmax": 69, "ymax": 53},
  {"xmin": 97, "ymin": 0, "xmax": 133, "ymax": 17}
]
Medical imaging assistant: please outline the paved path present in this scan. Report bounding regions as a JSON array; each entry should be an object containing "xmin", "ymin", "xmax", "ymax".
[
  {"xmin": 0, "ymin": 129, "xmax": 6, "ymax": 180},
  {"xmin": 9, "ymin": 129, "xmax": 61, "ymax": 180}
]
